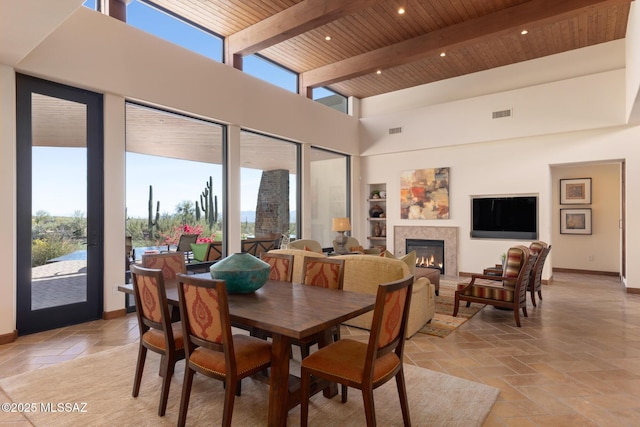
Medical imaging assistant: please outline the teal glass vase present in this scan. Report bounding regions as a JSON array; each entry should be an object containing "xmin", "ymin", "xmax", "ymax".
[{"xmin": 210, "ymin": 253, "xmax": 270, "ymax": 294}]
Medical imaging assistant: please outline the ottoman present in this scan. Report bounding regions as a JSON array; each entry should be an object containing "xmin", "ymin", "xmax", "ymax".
[{"xmin": 415, "ymin": 267, "xmax": 441, "ymax": 296}]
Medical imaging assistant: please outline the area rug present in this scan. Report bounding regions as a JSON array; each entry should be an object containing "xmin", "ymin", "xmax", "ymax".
[
  {"xmin": 419, "ymin": 278, "xmax": 485, "ymax": 338},
  {"xmin": 0, "ymin": 343, "xmax": 499, "ymax": 426}
]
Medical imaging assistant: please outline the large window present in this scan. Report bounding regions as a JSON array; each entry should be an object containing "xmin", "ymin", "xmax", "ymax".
[
  {"xmin": 244, "ymin": 55, "xmax": 298, "ymax": 93},
  {"xmin": 126, "ymin": 0, "xmax": 223, "ymax": 62},
  {"xmin": 240, "ymin": 131, "xmax": 299, "ymax": 242},
  {"xmin": 309, "ymin": 147, "xmax": 350, "ymax": 247},
  {"xmin": 125, "ymin": 103, "xmax": 225, "ymax": 256}
]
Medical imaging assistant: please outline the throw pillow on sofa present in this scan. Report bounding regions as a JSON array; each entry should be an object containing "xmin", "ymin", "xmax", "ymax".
[{"xmin": 382, "ymin": 250, "xmax": 416, "ymax": 275}]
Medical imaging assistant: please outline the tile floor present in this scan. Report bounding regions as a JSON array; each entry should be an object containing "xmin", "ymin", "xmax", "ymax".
[{"xmin": 1, "ymin": 272, "xmax": 640, "ymax": 426}]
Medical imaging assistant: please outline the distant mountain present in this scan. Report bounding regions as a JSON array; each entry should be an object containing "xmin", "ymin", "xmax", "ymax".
[{"xmin": 240, "ymin": 211, "xmax": 296, "ymax": 223}]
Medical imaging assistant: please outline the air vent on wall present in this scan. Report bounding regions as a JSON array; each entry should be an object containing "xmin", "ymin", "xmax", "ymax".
[
  {"xmin": 492, "ymin": 109, "xmax": 512, "ymax": 119},
  {"xmin": 388, "ymin": 127, "xmax": 402, "ymax": 135}
]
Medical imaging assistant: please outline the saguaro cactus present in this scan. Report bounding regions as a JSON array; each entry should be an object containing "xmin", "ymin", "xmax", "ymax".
[
  {"xmin": 199, "ymin": 176, "xmax": 218, "ymax": 230},
  {"xmin": 147, "ymin": 185, "xmax": 160, "ymax": 240}
]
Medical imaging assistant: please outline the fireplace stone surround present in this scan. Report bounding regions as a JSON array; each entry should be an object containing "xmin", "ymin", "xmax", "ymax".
[{"xmin": 394, "ymin": 226, "xmax": 458, "ymax": 276}]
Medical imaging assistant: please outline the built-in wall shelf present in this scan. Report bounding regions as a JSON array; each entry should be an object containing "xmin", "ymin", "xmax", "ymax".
[{"xmin": 367, "ymin": 184, "xmax": 387, "ymax": 250}]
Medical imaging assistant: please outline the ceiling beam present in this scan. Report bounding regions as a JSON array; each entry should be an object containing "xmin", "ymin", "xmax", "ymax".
[
  {"xmin": 300, "ymin": 0, "xmax": 631, "ymax": 90},
  {"xmin": 225, "ymin": 0, "xmax": 378, "ymax": 65}
]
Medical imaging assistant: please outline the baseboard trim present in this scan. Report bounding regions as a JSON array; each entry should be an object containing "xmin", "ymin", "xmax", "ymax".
[
  {"xmin": 103, "ymin": 309, "xmax": 126, "ymax": 320},
  {"xmin": 552, "ymin": 268, "xmax": 619, "ymax": 277},
  {"xmin": 627, "ymin": 287, "xmax": 640, "ymax": 295},
  {"xmin": 0, "ymin": 330, "xmax": 18, "ymax": 345}
]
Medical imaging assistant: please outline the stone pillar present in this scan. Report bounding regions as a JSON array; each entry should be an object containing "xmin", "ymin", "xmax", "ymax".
[{"xmin": 255, "ymin": 170, "xmax": 289, "ymax": 237}]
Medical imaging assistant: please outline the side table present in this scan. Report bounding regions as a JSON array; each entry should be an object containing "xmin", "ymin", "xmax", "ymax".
[{"xmin": 483, "ymin": 264, "xmax": 503, "ymax": 276}]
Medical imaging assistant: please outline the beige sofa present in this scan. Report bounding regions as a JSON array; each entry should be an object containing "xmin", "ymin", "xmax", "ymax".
[{"xmin": 268, "ymin": 249, "xmax": 435, "ymax": 338}]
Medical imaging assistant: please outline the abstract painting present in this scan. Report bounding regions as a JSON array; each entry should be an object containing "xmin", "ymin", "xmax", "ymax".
[{"xmin": 400, "ymin": 167, "xmax": 449, "ymax": 219}]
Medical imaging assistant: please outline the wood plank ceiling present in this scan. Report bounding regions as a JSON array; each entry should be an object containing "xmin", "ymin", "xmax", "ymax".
[{"xmin": 146, "ymin": 0, "xmax": 633, "ymax": 99}]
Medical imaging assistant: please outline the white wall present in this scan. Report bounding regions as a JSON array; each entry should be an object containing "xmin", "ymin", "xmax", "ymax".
[
  {"xmin": 0, "ymin": 65, "xmax": 17, "ymax": 336},
  {"xmin": 359, "ymin": 124, "xmax": 639, "ymax": 287},
  {"xmin": 626, "ymin": 2, "xmax": 640, "ymax": 118},
  {"xmin": 551, "ymin": 163, "xmax": 621, "ymax": 273}
]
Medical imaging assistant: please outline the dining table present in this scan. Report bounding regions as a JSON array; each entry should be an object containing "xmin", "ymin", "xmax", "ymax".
[{"xmin": 119, "ymin": 274, "xmax": 376, "ymax": 427}]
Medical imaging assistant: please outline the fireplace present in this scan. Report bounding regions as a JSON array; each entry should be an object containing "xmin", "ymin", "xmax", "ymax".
[
  {"xmin": 395, "ymin": 226, "xmax": 458, "ymax": 276},
  {"xmin": 406, "ymin": 239, "xmax": 445, "ymax": 274}
]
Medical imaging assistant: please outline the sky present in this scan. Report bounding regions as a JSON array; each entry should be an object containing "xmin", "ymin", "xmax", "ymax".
[{"xmin": 33, "ymin": 0, "xmax": 314, "ymax": 218}]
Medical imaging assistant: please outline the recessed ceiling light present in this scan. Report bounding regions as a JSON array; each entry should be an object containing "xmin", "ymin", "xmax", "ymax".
[
  {"xmin": 521, "ymin": 29, "xmax": 528, "ymax": 35},
  {"xmin": 440, "ymin": 52, "xmax": 446, "ymax": 57},
  {"xmin": 325, "ymin": 35, "xmax": 331, "ymax": 41},
  {"xmin": 376, "ymin": 70, "xmax": 382, "ymax": 75},
  {"xmin": 398, "ymin": 7, "xmax": 405, "ymax": 15}
]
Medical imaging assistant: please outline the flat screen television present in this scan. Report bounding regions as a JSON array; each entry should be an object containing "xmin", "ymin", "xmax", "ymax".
[{"xmin": 471, "ymin": 195, "xmax": 538, "ymax": 239}]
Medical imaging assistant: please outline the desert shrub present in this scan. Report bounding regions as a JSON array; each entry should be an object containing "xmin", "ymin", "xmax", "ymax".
[{"xmin": 31, "ymin": 238, "xmax": 79, "ymax": 267}]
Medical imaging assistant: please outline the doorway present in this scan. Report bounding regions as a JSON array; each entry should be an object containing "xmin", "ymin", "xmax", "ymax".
[{"xmin": 16, "ymin": 74, "xmax": 104, "ymax": 335}]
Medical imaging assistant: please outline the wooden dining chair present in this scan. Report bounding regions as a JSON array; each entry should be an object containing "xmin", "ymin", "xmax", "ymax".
[
  {"xmin": 300, "ymin": 275, "xmax": 414, "ymax": 427},
  {"xmin": 175, "ymin": 274, "xmax": 272, "ymax": 427},
  {"xmin": 298, "ymin": 257, "xmax": 346, "ymax": 358},
  {"xmin": 260, "ymin": 252, "xmax": 294, "ymax": 282},
  {"xmin": 129, "ymin": 264, "xmax": 185, "ymax": 417}
]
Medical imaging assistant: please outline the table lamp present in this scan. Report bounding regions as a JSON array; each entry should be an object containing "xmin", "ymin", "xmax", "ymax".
[{"xmin": 332, "ymin": 217, "xmax": 351, "ymax": 254}]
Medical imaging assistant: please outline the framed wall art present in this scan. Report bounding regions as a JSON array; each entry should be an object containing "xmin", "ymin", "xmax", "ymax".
[
  {"xmin": 560, "ymin": 178, "xmax": 591, "ymax": 204},
  {"xmin": 400, "ymin": 167, "xmax": 449, "ymax": 219},
  {"xmin": 560, "ymin": 208, "xmax": 592, "ymax": 235}
]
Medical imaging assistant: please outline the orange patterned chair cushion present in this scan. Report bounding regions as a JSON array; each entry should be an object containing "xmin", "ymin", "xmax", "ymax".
[
  {"xmin": 138, "ymin": 274, "xmax": 162, "ymax": 323},
  {"xmin": 264, "ymin": 256, "xmax": 292, "ymax": 282},
  {"xmin": 378, "ymin": 287, "xmax": 408, "ymax": 348},
  {"xmin": 301, "ymin": 339, "xmax": 400, "ymax": 384},
  {"xmin": 188, "ymin": 335, "xmax": 272, "ymax": 377},
  {"xmin": 182, "ymin": 284, "xmax": 223, "ymax": 343},
  {"xmin": 143, "ymin": 253, "xmax": 185, "ymax": 281},
  {"xmin": 303, "ymin": 259, "xmax": 342, "ymax": 289},
  {"xmin": 142, "ymin": 322, "xmax": 185, "ymax": 351}
]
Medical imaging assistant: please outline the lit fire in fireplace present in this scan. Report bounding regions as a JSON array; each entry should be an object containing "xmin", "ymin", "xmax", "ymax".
[{"xmin": 416, "ymin": 255, "xmax": 443, "ymax": 270}]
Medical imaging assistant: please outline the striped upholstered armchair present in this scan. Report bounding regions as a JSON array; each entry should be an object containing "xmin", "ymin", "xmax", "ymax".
[
  {"xmin": 528, "ymin": 241, "xmax": 551, "ymax": 307},
  {"xmin": 453, "ymin": 245, "xmax": 536, "ymax": 327}
]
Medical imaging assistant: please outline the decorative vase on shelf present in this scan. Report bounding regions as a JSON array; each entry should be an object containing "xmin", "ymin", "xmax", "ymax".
[
  {"xmin": 210, "ymin": 253, "xmax": 270, "ymax": 294},
  {"xmin": 369, "ymin": 204, "xmax": 384, "ymax": 218},
  {"xmin": 374, "ymin": 222, "xmax": 382, "ymax": 237}
]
